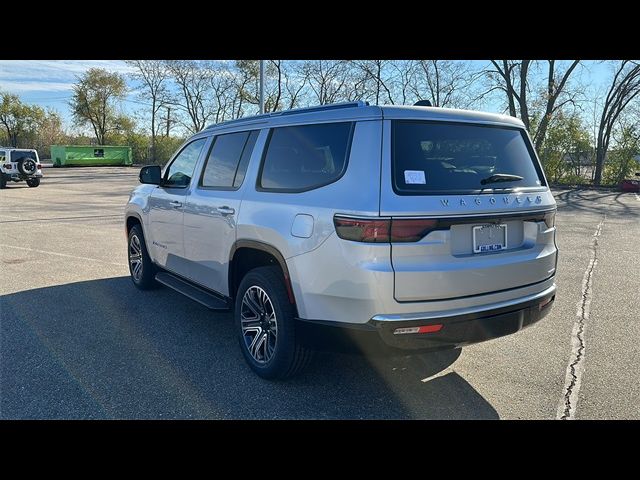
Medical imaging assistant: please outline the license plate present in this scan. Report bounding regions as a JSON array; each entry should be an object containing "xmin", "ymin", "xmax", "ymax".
[{"xmin": 472, "ymin": 224, "xmax": 507, "ymax": 253}]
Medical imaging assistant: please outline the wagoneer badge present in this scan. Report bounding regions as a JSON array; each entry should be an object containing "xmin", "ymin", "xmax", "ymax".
[{"xmin": 439, "ymin": 195, "xmax": 543, "ymax": 207}]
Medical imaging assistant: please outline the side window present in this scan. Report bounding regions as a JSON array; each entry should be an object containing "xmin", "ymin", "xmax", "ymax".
[
  {"xmin": 200, "ymin": 130, "xmax": 259, "ymax": 189},
  {"xmin": 0, "ymin": 151, "xmax": 5, "ymax": 162},
  {"xmin": 258, "ymin": 122, "xmax": 353, "ymax": 192},
  {"xmin": 164, "ymin": 138, "xmax": 207, "ymax": 188}
]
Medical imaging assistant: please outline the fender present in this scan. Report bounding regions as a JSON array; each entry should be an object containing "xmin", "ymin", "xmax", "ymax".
[{"xmin": 229, "ymin": 240, "xmax": 295, "ymax": 304}]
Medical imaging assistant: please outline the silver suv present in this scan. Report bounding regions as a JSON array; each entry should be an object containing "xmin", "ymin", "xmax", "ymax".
[{"xmin": 125, "ymin": 101, "xmax": 557, "ymax": 379}]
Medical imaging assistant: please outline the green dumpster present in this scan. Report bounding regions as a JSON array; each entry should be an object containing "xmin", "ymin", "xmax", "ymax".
[{"xmin": 50, "ymin": 145, "xmax": 133, "ymax": 166}]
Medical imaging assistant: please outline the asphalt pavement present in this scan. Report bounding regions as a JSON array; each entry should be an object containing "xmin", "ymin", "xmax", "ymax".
[{"xmin": 1, "ymin": 167, "xmax": 638, "ymax": 419}]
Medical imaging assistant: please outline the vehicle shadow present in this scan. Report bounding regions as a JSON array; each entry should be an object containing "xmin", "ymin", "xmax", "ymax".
[
  {"xmin": 1, "ymin": 276, "xmax": 498, "ymax": 420},
  {"xmin": 554, "ymin": 188, "xmax": 639, "ymax": 218}
]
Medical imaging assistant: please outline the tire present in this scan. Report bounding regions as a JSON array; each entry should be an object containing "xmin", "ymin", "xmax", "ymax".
[
  {"xmin": 127, "ymin": 224, "xmax": 158, "ymax": 290},
  {"xmin": 0, "ymin": 174, "xmax": 6, "ymax": 189},
  {"xmin": 26, "ymin": 178, "xmax": 40, "ymax": 188},
  {"xmin": 17, "ymin": 158, "xmax": 37, "ymax": 175},
  {"xmin": 235, "ymin": 266, "xmax": 313, "ymax": 380}
]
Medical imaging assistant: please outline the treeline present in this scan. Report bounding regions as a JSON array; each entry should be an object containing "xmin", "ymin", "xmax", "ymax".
[{"xmin": 1, "ymin": 60, "xmax": 639, "ymax": 186}]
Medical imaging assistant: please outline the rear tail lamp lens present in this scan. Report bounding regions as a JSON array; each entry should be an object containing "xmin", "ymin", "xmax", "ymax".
[
  {"xmin": 543, "ymin": 210, "xmax": 556, "ymax": 228},
  {"xmin": 390, "ymin": 218, "xmax": 438, "ymax": 242},
  {"xmin": 334, "ymin": 216, "xmax": 439, "ymax": 243},
  {"xmin": 333, "ymin": 217, "xmax": 390, "ymax": 243}
]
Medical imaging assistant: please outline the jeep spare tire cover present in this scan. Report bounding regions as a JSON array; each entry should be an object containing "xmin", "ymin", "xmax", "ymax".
[{"xmin": 17, "ymin": 157, "xmax": 37, "ymax": 175}]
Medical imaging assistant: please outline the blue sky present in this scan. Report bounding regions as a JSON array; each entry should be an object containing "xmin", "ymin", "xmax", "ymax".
[{"xmin": 0, "ymin": 60, "xmax": 615, "ymax": 133}]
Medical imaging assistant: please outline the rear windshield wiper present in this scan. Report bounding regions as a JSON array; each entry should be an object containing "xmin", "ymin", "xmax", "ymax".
[{"xmin": 480, "ymin": 173, "xmax": 524, "ymax": 185}]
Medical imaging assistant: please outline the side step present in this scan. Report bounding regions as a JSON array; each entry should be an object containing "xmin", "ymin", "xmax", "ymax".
[{"xmin": 155, "ymin": 272, "xmax": 230, "ymax": 311}]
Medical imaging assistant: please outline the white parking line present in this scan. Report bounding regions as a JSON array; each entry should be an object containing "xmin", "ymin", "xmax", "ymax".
[{"xmin": 0, "ymin": 244, "xmax": 126, "ymax": 267}]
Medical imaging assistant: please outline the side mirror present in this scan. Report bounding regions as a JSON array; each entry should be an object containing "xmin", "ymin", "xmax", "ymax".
[{"xmin": 139, "ymin": 165, "xmax": 162, "ymax": 185}]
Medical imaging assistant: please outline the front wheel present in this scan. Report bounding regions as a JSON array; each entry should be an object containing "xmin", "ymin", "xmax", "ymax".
[
  {"xmin": 128, "ymin": 224, "xmax": 158, "ymax": 290},
  {"xmin": 235, "ymin": 266, "xmax": 313, "ymax": 380},
  {"xmin": 26, "ymin": 178, "xmax": 40, "ymax": 187}
]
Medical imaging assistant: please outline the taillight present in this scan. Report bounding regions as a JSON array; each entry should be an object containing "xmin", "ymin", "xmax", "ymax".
[
  {"xmin": 333, "ymin": 216, "xmax": 390, "ymax": 243},
  {"xmin": 543, "ymin": 210, "xmax": 556, "ymax": 228},
  {"xmin": 390, "ymin": 218, "xmax": 438, "ymax": 242},
  {"xmin": 334, "ymin": 216, "xmax": 439, "ymax": 243}
]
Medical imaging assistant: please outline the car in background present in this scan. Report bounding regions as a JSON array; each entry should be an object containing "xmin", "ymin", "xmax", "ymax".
[
  {"xmin": 620, "ymin": 172, "xmax": 640, "ymax": 192},
  {"xmin": 0, "ymin": 148, "xmax": 43, "ymax": 188}
]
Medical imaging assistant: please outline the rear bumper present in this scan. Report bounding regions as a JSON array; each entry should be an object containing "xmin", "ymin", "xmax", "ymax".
[
  {"xmin": 296, "ymin": 284, "xmax": 555, "ymax": 354},
  {"xmin": 2, "ymin": 172, "xmax": 43, "ymax": 179}
]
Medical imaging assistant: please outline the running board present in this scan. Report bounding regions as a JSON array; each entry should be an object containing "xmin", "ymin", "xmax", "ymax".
[{"xmin": 155, "ymin": 272, "xmax": 230, "ymax": 311}]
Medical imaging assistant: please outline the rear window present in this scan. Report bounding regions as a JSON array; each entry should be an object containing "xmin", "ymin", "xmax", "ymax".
[
  {"xmin": 258, "ymin": 122, "xmax": 354, "ymax": 192},
  {"xmin": 11, "ymin": 151, "xmax": 37, "ymax": 162},
  {"xmin": 392, "ymin": 121, "xmax": 544, "ymax": 195}
]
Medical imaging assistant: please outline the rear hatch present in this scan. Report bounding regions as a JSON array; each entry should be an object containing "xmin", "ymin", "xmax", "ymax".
[{"xmin": 380, "ymin": 115, "xmax": 557, "ymax": 302}]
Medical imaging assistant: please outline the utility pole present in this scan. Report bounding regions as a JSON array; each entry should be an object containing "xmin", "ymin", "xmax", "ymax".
[{"xmin": 259, "ymin": 60, "xmax": 265, "ymax": 114}]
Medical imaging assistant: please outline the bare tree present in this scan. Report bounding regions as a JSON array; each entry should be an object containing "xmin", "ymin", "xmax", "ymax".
[
  {"xmin": 164, "ymin": 60, "xmax": 213, "ymax": 133},
  {"xmin": 412, "ymin": 60, "xmax": 476, "ymax": 108},
  {"xmin": 351, "ymin": 60, "xmax": 395, "ymax": 104},
  {"xmin": 485, "ymin": 60, "xmax": 581, "ymax": 148},
  {"xmin": 126, "ymin": 60, "xmax": 170, "ymax": 161},
  {"xmin": 283, "ymin": 62, "xmax": 309, "ymax": 109},
  {"xmin": 593, "ymin": 61, "xmax": 640, "ymax": 185},
  {"xmin": 532, "ymin": 60, "xmax": 581, "ymax": 151},
  {"xmin": 390, "ymin": 60, "xmax": 418, "ymax": 105},
  {"xmin": 303, "ymin": 60, "xmax": 350, "ymax": 105}
]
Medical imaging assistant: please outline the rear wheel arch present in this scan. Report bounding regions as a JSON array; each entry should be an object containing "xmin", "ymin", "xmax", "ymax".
[{"xmin": 229, "ymin": 241, "xmax": 296, "ymax": 305}]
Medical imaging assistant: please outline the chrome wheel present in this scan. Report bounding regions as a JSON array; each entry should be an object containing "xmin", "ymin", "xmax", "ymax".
[
  {"xmin": 129, "ymin": 234, "xmax": 143, "ymax": 282},
  {"xmin": 241, "ymin": 286, "xmax": 277, "ymax": 364}
]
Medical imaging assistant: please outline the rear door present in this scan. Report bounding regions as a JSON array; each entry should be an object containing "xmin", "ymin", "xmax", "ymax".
[
  {"xmin": 380, "ymin": 118, "xmax": 557, "ymax": 302},
  {"xmin": 182, "ymin": 130, "xmax": 260, "ymax": 295},
  {"xmin": 148, "ymin": 137, "xmax": 208, "ymax": 277}
]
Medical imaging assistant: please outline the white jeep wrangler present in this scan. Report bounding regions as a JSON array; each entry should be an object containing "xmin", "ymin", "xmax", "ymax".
[{"xmin": 0, "ymin": 148, "xmax": 43, "ymax": 188}]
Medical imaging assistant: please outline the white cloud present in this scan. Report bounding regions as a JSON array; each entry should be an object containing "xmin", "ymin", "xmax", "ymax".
[
  {"xmin": 0, "ymin": 60, "xmax": 136, "ymax": 82},
  {"xmin": 0, "ymin": 80, "xmax": 73, "ymax": 93}
]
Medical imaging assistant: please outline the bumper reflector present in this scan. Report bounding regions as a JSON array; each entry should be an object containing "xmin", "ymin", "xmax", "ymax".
[
  {"xmin": 393, "ymin": 324, "xmax": 443, "ymax": 335},
  {"xmin": 539, "ymin": 295, "xmax": 554, "ymax": 311}
]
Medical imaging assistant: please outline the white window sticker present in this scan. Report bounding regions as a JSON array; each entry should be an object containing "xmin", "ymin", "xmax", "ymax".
[{"xmin": 404, "ymin": 170, "xmax": 426, "ymax": 184}]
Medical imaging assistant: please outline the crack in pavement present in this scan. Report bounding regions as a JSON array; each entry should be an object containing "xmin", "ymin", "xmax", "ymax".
[{"xmin": 557, "ymin": 215, "xmax": 605, "ymax": 420}]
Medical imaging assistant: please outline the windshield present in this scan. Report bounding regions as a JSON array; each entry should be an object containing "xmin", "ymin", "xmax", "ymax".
[
  {"xmin": 11, "ymin": 150, "xmax": 37, "ymax": 162},
  {"xmin": 392, "ymin": 121, "xmax": 545, "ymax": 194}
]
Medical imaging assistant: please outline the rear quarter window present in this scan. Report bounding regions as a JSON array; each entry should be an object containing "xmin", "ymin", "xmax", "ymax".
[
  {"xmin": 392, "ymin": 121, "xmax": 545, "ymax": 195},
  {"xmin": 258, "ymin": 122, "xmax": 354, "ymax": 192}
]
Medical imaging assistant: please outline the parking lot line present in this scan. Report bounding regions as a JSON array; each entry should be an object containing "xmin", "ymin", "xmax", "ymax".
[{"xmin": 0, "ymin": 243, "xmax": 126, "ymax": 267}]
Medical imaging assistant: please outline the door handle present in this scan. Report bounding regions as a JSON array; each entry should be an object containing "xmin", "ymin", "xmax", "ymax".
[
  {"xmin": 216, "ymin": 206, "xmax": 235, "ymax": 215},
  {"xmin": 169, "ymin": 201, "xmax": 183, "ymax": 208}
]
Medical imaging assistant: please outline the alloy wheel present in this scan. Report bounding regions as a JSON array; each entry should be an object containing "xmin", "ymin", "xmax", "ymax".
[{"xmin": 241, "ymin": 286, "xmax": 278, "ymax": 364}]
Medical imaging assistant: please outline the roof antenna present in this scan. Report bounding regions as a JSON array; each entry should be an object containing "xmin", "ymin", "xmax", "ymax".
[{"xmin": 414, "ymin": 100, "xmax": 432, "ymax": 107}]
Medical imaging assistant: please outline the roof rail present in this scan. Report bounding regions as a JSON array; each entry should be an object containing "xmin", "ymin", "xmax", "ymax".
[{"xmin": 204, "ymin": 101, "xmax": 369, "ymax": 131}]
